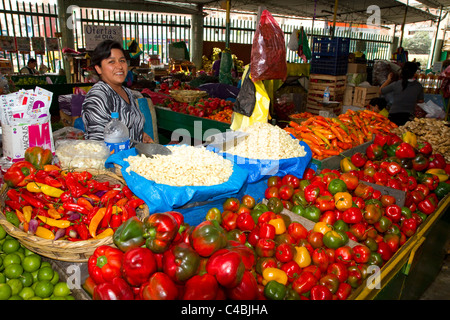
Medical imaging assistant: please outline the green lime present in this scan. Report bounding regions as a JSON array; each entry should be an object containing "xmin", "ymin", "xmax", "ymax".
[
  {"xmin": 0, "ymin": 225, "xmax": 6, "ymax": 240},
  {"xmin": 50, "ymin": 271, "xmax": 60, "ymax": 285},
  {"xmin": 0, "ymin": 273, "xmax": 6, "ymax": 283},
  {"xmin": 23, "ymin": 247, "xmax": 34, "ymax": 256},
  {"xmin": 2, "ymin": 253, "xmax": 22, "ymax": 268},
  {"xmin": 34, "ymin": 280, "xmax": 54, "ymax": 298},
  {"xmin": 22, "ymin": 254, "xmax": 41, "ymax": 273},
  {"xmin": 14, "ymin": 250, "xmax": 25, "ymax": 262},
  {"xmin": 53, "ymin": 281, "xmax": 71, "ymax": 297},
  {"xmin": 7, "ymin": 278, "xmax": 23, "ymax": 296},
  {"xmin": 30, "ymin": 296, "xmax": 42, "ymax": 300},
  {"xmin": 0, "ymin": 283, "xmax": 12, "ymax": 300},
  {"xmin": 37, "ymin": 266, "xmax": 54, "ymax": 282},
  {"xmin": 31, "ymin": 270, "xmax": 39, "ymax": 283},
  {"xmin": 4, "ymin": 263, "xmax": 23, "ymax": 279},
  {"xmin": 19, "ymin": 272, "xmax": 33, "ymax": 287},
  {"xmin": 40, "ymin": 261, "xmax": 51, "ymax": 269},
  {"xmin": 8, "ymin": 295, "xmax": 23, "ymax": 300},
  {"xmin": 65, "ymin": 295, "xmax": 75, "ymax": 300},
  {"xmin": 19, "ymin": 287, "xmax": 35, "ymax": 300},
  {"xmin": 50, "ymin": 296, "xmax": 66, "ymax": 300},
  {"xmin": 2, "ymin": 239, "xmax": 20, "ymax": 254}
]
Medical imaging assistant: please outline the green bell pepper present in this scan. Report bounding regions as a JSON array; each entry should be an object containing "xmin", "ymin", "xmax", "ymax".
[
  {"xmin": 264, "ymin": 280, "xmax": 286, "ymax": 300},
  {"xmin": 435, "ymin": 182, "xmax": 450, "ymax": 200},
  {"xmin": 113, "ymin": 216, "xmax": 146, "ymax": 252}
]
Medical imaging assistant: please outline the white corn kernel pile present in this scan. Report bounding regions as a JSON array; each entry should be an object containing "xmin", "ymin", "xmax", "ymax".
[
  {"xmin": 125, "ymin": 145, "xmax": 233, "ymax": 186},
  {"xmin": 225, "ymin": 122, "xmax": 307, "ymax": 160}
]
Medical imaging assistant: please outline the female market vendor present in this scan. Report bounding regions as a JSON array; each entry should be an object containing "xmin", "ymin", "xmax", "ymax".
[
  {"xmin": 379, "ymin": 61, "xmax": 424, "ymax": 126},
  {"xmin": 81, "ymin": 40, "xmax": 154, "ymax": 144}
]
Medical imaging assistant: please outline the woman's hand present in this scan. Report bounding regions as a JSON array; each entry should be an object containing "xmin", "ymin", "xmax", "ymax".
[{"xmin": 143, "ymin": 132, "xmax": 154, "ymax": 144}]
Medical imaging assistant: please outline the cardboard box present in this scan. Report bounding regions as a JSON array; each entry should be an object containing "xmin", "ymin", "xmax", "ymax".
[{"xmin": 347, "ymin": 63, "xmax": 366, "ymax": 74}]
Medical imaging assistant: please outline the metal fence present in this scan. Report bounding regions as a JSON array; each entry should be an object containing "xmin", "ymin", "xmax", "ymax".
[{"xmin": 0, "ymin": 1, "xmax": 392, "ymax": 74}]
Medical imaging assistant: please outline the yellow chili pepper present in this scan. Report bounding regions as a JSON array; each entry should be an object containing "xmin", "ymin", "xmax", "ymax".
[
  {"xmin": 35, "ymin": 226, "xmax": 55, "ymax": 240},
  {"xmin": 112, "ymin": 205, "xmax": 122, "ymax": 214},
  {"xmin": 334, "ymin": 192, "xmax": 353, "ymax": 211},
  {"xmin": 294, "ymin": 246, "xmax": 311, "ymax": 268},
  {"xmin": 313, "ymin": 222, "xmax": 333, "ymax": 235},
  {"xmin": 88, "ymin": 207, "xmax": 107, "ymax": 239},
  {"xmin": 426, "ymin": 169, "xmax": 449, "ymax": 182},
  {"xmin": 37, "ymin": 215, "xmax": 70, "ymax": 228},
  {"xmin": 268, "ymin": 218, "xmax": 286, "ymax": 235},
  {"xmin": 47, "ymin": 207, "xmax": 62, "ymax": 219},
  {"xmin": 22, "ymin": 206, "xmax": 33, "ymax": 223},
  {"xmin": 95, "ymin": 228, "xmax": 114, "ymax": 240},
  {"xmin": 262, "ymin": 268, "xmax": 288, "ymax": 286},
  {"xmin": 26, "ymin": 182, "xmax": 64, "ymax": 198}
]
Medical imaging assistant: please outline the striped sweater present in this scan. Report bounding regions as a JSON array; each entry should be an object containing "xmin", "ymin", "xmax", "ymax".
[{"xmin": 81, "ymin": 81, "xmax": 145, "ymax": 145}]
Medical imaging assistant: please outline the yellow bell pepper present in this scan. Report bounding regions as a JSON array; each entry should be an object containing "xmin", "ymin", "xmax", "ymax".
[
  {"xmin": 294, "ymin": 246, "xmax": 311, "ymax": 268},
  {"xmin": 26, "ymin": 182, "xmax": 64, "ymax": 198},
  {"xmin": 426, "ymin": 169, "xmax": 448, "ymax": 182},
  {"xmin": 37, "ymin": 215, "xmax": 70, "ymax": 228},
  {"xmin": 35, "ymin": 226, "xmax": 55, "ymax": 240},
  {"xmin": 402, "ymin": 131, "xmax": 418, "ymax": 148},
  {"xmin": 340, "ymin": 157, "xmax": 358, "ymax": 173},
  {"xmin": 313, "ymin": 222, "xmax": 333, "ymax": 235},
  {"xmin": 262, "ymin": 267, "xmax": 288, "ymax": 286},
  {"xmin": 268, "ymin": 218, "xmax": 286, "ymax": 235},
  {"xmin": 334, "ymin": 192, "xmax": 353, "ymax": 211}
]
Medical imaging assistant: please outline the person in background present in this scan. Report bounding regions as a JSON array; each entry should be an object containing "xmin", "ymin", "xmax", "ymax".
[
  {"xmin": 81, "ymin": 40, "xmax": 153, "ymax": 144},
  {"xmin": 212, "ymin": 52, "xmax": 222, "ymax": 77},
  {"xmin": 368, "ymin": 97, "xmax": 389, "ymax": 117},
  {"xmin": 380, "ymin": 61, "xmax": 424, "ymax": 126},
  {"xmin": 20, "ymin": 58, "xmax": 38, "ymax": 75}
]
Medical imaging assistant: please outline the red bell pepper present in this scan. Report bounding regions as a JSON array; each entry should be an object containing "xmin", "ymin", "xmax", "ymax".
[
  {"xmin": 121, "ymin": 247, "xmax": 157, "ymax": 287},
  {"xmin": 88, "ymin": 245, "xmax": 124, "ymax": 284},
  {"xmin": 417, "ymin": 141, "xmax": 432, "ymax": 156},
  {"xmin": 162, "ymin": 242, "xmax": 200, "ymax": 283},
  {"xmin": 395, "ymin": 142, "xmax": 416, "ymax": 159},
  {"xmin": 352, "ymin": 245, "xmax": 371, "ymax": 264},
  {"xmin": 342, "ymin": 207, "xmax": 363, "ymax": 224},
  {"xmin": 417, "ymin": 195, "xmax": 437, "ymax": 215},
  {"xmin": 226, "ymin": 270, "xmax": 259, "ymax": 300},
  {"xmin": 366, "ymin": 144, "xmax": 384, "ymax": 160},
  {"xmin": 350, "ymin": 152, "xmax": 367, "ymax": 168},
  {"xmin": 428, "ymin": 153, "xmax": 446, "ymax": 169},
  {"xmin": 182, "ymin": 273, "xmax": 219, "ymax": 300},
  {"xmin": 205, "ymin": 248, "xmax": 245, "ymax": 288},
  {"xmin": 373, "ymin": 133, "xmax": 391, "ymax": 147},
  {"xmin": 24, "ymin": 146, "xmax": 52, "ymax": 169},
  {"xmin": 143, "ymin": 212, "xmax": 179, "ymax": 253},
  {"xmin": 401, "ymin": 218, "xmax": 418, "ymax": 237},
  {"xmin": 140, "ymin": 272, "xmax": 179, "ymax": 300},
  {"xmin": 93, "ymin": 277, "xmax": 134, "ymax": 300},
  {"xmin": 310, "ymin": 284, "xmax": 333, "ymax": 300},
  {"xmin": 292, "ymin": 271, "xmax": 317, "ymax": 295},
  {"xmin": 227, "ymin": 241, "xmax": 256, "ymax": 271},
  {"xmin": 3, "ymin": 161, "xmax": 36, "ymax": 187},
  {"xmin": 335, "ymin": 282, "xmax": 352, "ymax": 300},
  {"xmin": 304, "ymin": 184, "xmax": 320, "ymax": 203},
  {"xmin": 191, "ymin": 219, "xmax": 227, "ymax": 257},
  {"xmin": 327, "ymin": 262, "xmax": 348, "ymax": 283}
]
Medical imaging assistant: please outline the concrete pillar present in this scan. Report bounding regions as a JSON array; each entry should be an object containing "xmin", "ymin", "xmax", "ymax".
[{"xmin": 191, "ymin": 5, "xmax": 204, "ymax": 70}]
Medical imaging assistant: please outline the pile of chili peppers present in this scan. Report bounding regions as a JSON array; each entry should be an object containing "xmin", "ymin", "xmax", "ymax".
[
  {"xmin": 2, "ymin": 162, "xmax": 145, "ymax": 241},
  {"xmin": 284, "ymin": 109, "xmax": 398, "ymax": 160}
]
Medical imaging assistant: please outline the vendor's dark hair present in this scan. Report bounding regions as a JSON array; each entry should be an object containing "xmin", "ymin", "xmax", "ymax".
[
  {"xmin": 28, "ymin": 58, "xmax": 36, "ymax": 64},
  {"xmin": 401, "ymin": 61, "xmax": 418, "ymax": 91},
  {"xmin": 90, "ymin": 40, "xmax": 125, "ymax": 75},
  {"xmin": 369, "ymin": 97, "xmax": 387, "ymax": 109}
]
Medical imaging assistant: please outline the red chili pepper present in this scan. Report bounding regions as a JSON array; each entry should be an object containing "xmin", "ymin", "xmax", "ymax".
[
  {"xmin": 76, "ymin": 223, "xmax": 90, "ymax": 240},
  {"xmin": 6, "ymin": 189, "xmax": 21, "ymax": 202},
  {"xmin": 66, "ymin": 172, "xmax": 89, "ymax": 197},
  {"xmin": 20, "ymin": 192, "xmax": 46, "ymax": 209},
  {"xmin": 122, "ymin": 186, "xmax": 134, "ymax": 200},
  {"xmin": 120, "ymin": 205, "xmax": 129, "ymax": 222},
  {"xmin": 100, "ymin": 190, "xmax": 121, "ymax": 205},
  {"xmin": 126, "ymin": 198, "xmax": 145, "ymax": 209},
  {"xmin": 110, "ymin": 214, "xmax": 122, "ymax": 229},
  {"xmin": 5, "ymin": 200, "xmax": 22, "ymax": 211},
  {"xmin": 62, "ymin": 202, "xmax": 90, "ymax": 215},
  {"xmin": 101, "ymin": 202, "xmax": 113, "ymax": 229}
]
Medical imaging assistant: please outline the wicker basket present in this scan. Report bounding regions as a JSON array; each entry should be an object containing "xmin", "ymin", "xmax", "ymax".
[
  {"xmin": 0, "ymin": 169, "xmax": 147, "ymax": 263},
  {"xmin": 170, "ymin": 89, "xmax": 208, "ymax": 103}
]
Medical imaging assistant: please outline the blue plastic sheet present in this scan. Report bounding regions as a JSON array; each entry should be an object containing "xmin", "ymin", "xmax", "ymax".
[
  {"xmin": 206, "ymin": 140, "xmax": 313, "ymax": 184},
  {"xmin": 105, "ymin": 147, "xmax": 249, "ymax": 224}
]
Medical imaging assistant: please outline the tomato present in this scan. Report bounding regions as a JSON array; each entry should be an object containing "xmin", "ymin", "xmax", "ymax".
[
  {"xmin": 241, "ymin": 195, "xmax": 256, "ymax": 209},
  {"xmin": 267, "ymin": 176, "xmax": 282, "ymax": 188},
  {"xmin": 265, "ymin": 186, "xmax": 279, "ymax": 199},
  {"xmin": 223, "ymin": 197, "xmax": 240, "ymax": 212},
  {"xmin": 278, "ymin": 185, "xmax": 294, "ymax": 200},
  {"xmin": 281, "ymin": 174, "xmax": 300, "ymax": 189},
  {"xmin": 307, "ymin": 231, "xmax": 324, "ymax": 249}
]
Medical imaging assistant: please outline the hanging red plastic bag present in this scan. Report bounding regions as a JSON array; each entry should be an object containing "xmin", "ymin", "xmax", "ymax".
[{"xmin": 250, "ymin": 10, "xmax": 287, "ymax": 82}]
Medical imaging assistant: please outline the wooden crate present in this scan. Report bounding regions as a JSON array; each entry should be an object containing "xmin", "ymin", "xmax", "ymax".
[
  {"xmin": 343, "ymin": 86, "xmax": 354, "ymax": 105},
  {"xmin": 353, "ymin": 86, "xmax": 380, "ymax": 107},
  {"xmin": 308, "ymin": 74, "xmax": 347, "ymax": 92}
]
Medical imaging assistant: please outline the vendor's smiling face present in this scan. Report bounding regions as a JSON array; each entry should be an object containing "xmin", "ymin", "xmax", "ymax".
[{"xmin": 95, "ymin": 48, "xmax": 127, "ymax": 87}]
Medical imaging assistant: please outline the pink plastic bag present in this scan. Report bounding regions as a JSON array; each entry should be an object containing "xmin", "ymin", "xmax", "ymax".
[{"xmin": 250, "ymin": 10, "xmax": 287, "ymax": 82}]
